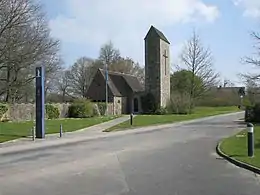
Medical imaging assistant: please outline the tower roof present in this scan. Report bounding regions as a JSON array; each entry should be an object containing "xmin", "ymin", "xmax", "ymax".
[{"xmin": 144, "ymin": 25, "xmax": 170, "ymax": 44}]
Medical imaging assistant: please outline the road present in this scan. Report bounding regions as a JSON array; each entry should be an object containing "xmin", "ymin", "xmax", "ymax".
[{"xmin": 0, "ymin": 113, "xmax": 259, "ymax": 195}]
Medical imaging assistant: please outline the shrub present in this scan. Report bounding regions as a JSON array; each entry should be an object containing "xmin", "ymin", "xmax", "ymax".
[
  {"xmin": 166, "ymin": 92, "xmax": 191, "ymax": 114},
  {"xmin": 141, "ymin": 92, "xmax": 157, "ymax": 114},
  {"xmin": 245, "ymin": 106, "xmax": 254, "ymax": 122},
  {"xmin": 0, "ymin": 103, "xmax": 8, "ymax": 119},
  {"xmin": 243, "ymin": 96, "xmax": 253, "ymax": 107},
  {"xmin": 45, "ymin": 104, "xmax": 60, "ymax": 119},
  {"xmin": 245, "ymin": 103, "xmax": 260, "ymax": 123},
  {"xmin": 68, "ymin": 99, "xmax": 93, "ymax": 118},
  {"xmin": 97, "ymin": 102, "xmax": 107, "ymax": 115},
  {"xmin": 155, "ymin": 107, "xmax": 168, "ymax": 115}
]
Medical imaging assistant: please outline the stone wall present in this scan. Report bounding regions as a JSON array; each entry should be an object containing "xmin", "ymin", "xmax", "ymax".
[
  {"xmin": 1, "ymin": 102, "xmax": 119, "ymax": 122},
  {"xmin": 145, "ymin": 29, "xmax": 161, "ymax": 106},
  {"xmin": 4, "ymin": 103, "xmax": 70, "ymax": 122},
  {"xmin": 113, "ymin": 97, "xmax": 122, "ymax": 115},
  {"xmin": 145, "ymin": 28, "xmax": 171, "ymax": 108},
  {"xmin": 160, "ymin": 39, "xmax": 171, "ymax": 108}
]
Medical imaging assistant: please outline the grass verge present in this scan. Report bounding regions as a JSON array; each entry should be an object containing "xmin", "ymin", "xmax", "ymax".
[
  {"xmin": 106, "ymin": 106, "xmax": 240, "ymax": 132},
  {"xmin": 220, "ymin": 125, "xmax": 260, "ymax": 169},
  {"xmin": 0, "ymin": 116, "xmax": 117, "ymax": 143}
]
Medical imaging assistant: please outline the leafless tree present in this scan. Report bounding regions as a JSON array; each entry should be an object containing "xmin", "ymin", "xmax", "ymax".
[
  {"xmin": 55, "ymin": 69, "xmax": 72, "ymax": 102},
  {"xmin": 223, "ymin": 79, "xmax": 235, "ymax": 87},
  {"xmin": 97, "ymin": 42, "xmax": 145, "ymax": 84},
  {"xmin": 180, "ymin": 31, "xmax": 219, "ymax": 108},
  {"xmin": 113, "ymin": 58, "xmax": 145, "ymax": 84},
  {"xmin": 98, "ymin": 41, "xmax": 121, "ymax": 67},
  {"xmin": 0, "ymin": 0, "xmax": 61, "ymax": 102},
  {"xmin": 240, "ymin": 31, "xmax": 260, "ymax": 82},
  {"xmin": 244, "ymin": 78, "xmax": 259, "ymax": 104},
  {"xmin": 68, "ymin": 57, "xmax": 96, "ymax": 98}
]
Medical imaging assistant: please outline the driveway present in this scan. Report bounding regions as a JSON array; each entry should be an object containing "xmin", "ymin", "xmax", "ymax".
[{"xmin": 0, "ymin": 113, "xmax": 259, "ymax": 195}]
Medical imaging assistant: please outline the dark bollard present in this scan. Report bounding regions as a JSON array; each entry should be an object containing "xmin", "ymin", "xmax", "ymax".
[
  {"xmin": 247, "ymin": 123, "xmax": 254, "ymax": 157},
  {"xmin": 60, "ymin": 124, "xmax": 63, "ymax": 138},
  {"xmin": 32, "ymin": 126, "xmax": 35, "ymax": 141},
  {"xmin": 130, "ymin": 113, "xmax": 133, "ymax": 126}
]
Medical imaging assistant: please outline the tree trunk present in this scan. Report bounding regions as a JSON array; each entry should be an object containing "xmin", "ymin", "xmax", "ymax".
[{"xmin": 5, "ymin": 66, "xmax": 11, "ymax": 102}]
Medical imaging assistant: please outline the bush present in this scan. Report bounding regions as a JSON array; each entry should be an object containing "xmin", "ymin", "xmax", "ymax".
[
  {"xmin": 97, "ymin": 102, "xmax": 107, "ymax": 115},
  {"xmin": 245, "ymin": 106, "xmax": 254, "ymax": 122},
  {"xmin": 155, "ymin": 107, "xmax": 168, "ymax": 115},
  {"xmin": 245, "ymin": 103, "xmax": 260, "ymax": 123},
  {"xmin": 243, "ymin": 96, "xmax": 253, "ymax": 107},
  {"xmin": 166, "ymin": 92, "xmax": 191, "ymax": 114},
  {"xmin": 141, "ymin": 93, "xmax": 157, "ymax": 114},
  {"xmin": 0, "ymin": 103, "xmax": 8, "ymax": 119},
  {"xmin": 68, "ymin": 99, "xmax": 93, "ymax": 118},
  {"xmin": 45, "ymin": 104, "xmax": 60, "ymax": 119}
]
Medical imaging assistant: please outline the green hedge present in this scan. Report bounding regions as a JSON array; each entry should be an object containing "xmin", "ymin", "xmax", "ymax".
[
  {"xmin": 45, "ymin": 104, "xmax": 60, "ymax": 119},
  {"xmin": 155, "ymin": 107, "xmax": 168, "ymax": 115},
  {"xmin": 245, "ymin": 103, "xmax": 260, "ymax": 123},
  {"xmin": 68, "ymin": 99, "xmax": 93, "ymax": 118},
  {"xmin": 0, "ymin": 103, "xmax": 8, "ymax": 119}
]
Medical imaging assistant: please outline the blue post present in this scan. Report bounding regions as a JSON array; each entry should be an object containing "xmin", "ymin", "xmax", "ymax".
[
  {"xmin": 247, "ymin": 123, "xmax": 254, "ymax": 157},
  {"xmin": 35, "ymin": 66, "xmax": 45, "ymax": 139}
]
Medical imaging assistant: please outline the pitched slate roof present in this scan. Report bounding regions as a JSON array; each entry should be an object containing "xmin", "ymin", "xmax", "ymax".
[
  {"xmin": 144, "ymin": 25, "xmax": 170, "ymax": 44},
  {"xmin": 98, "ymin": 69, "xmax": 144, "ymax": 96}
]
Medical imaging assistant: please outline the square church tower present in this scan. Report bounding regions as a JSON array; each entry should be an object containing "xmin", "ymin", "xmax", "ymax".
[{"xmin": 144, "ymin": 25, "xmax": 171, "ymax": 108}]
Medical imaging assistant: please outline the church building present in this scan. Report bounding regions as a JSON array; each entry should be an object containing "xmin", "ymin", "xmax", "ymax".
[{"xmin": 86, "ymin": 26, "xmax": 171, "ymax": 114}]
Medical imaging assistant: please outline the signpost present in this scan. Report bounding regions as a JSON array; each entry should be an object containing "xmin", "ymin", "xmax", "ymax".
[{"xmin": 35, "ymin": 66, "xmax": 45, "ymax": 139}]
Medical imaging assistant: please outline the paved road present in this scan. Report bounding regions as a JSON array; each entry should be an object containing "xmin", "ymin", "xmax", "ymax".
[{"xmin": 0, "ymin": 113, "xmax": 259, "ymax": 195}]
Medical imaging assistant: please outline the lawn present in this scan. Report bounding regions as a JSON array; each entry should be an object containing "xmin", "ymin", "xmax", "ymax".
[
  {"xmin": 106, "ymin": 106, "xmax": 240, "ymax": 132},
  {"xmin": 0, "ymin": 116, "xmax": 117, "ymax": 143},
  {"xmin": 220, "ymin": 125, "xmax": 260, "ymax": 169}
]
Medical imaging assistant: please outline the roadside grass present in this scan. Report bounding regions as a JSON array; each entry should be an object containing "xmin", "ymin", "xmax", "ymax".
[
  {"xmin": 0, "ymin": 116, "xmax": 117, "ymax": 143},
  {"xmin": 220, "ymin": 125, "xmax": 260, "ymax": 169},
  {"xmin": 105, "ymin": 106, "xmax": 240, "ymax": 132}
]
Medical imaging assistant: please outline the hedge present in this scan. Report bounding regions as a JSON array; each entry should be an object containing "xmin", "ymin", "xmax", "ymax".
[
  {"xmin": 45, "ymin": 104, "xmax": 60, "ymax": 119},
  {"xmin": 0, "ymin": 103, "xmax": 8, "ymax": 119},
  {"xmin": 68, "ymin": 99, "xmax": 93, "ymax": 118}
]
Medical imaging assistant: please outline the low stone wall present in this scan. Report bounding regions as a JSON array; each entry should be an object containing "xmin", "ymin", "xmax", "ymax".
[
  {"xmin": 4, "ymin": 103, "xmax": 70, "ymax": 122},
  {"xmin": 1, "ymin": 102, "xmax": 118, "ymax": 122},
  {"xmin": 7, "ymin": 104, "xmax": 35, "ymax": 122}
]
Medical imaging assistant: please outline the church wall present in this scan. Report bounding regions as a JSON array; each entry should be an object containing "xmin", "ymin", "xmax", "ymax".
[
  {"xmin": 121, "ymin": 97, "xmax": 128, "ymax": 114},
  {"xmin": 133, "ymin": 94, "xmax": 142, "ymax": 113},
  {"xmin": 160, "ymin": 39, "xmax": 171, "ymax": 108},
  {"xmin": 113, "ymin": 96, "xmax": 122, "ymax": 115},
  {"xmin": 145, "ymin": 32, "xmax": 161, "ymax": 106},
  {"xmin": 144, "ymin": 28, "xmax": 171, "ymax": 108}
]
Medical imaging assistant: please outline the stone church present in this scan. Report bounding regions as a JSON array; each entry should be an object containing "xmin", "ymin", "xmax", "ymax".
[{"xmin": 86, "ymin": 25, "xmax": 171, "ymax": 115}]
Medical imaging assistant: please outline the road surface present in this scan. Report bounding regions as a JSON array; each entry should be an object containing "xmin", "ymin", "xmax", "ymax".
[{"xmin": 0, "ymin": 113, "xmax": 259, "ymax": 195}]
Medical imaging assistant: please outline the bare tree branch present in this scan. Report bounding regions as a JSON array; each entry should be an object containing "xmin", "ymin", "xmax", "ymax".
[
  {"xmin": 240, "ymin": 30, "xmax": 260, "ymax": 82},
  {"xmin": 0, "ymin": 0, "xmax": 62, "ymax": 102},
  {"xmin": 180, "ymin": 30, "xmax": 219, "ymax": 108},
  {"xmin": 67, "ymin": 57, "xmax": 96, "ymax": 98}
]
